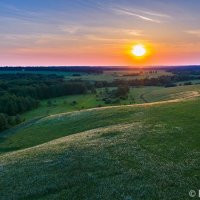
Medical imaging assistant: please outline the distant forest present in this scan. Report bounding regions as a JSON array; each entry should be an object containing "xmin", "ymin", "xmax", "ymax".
[
  {"xmin": 0, "ymin": 66, "xmax": 104, "ymax": 74},
  {"xmin": 1, "ymin": 65, "xmax": 200, "ymax": 72},
  {"xmin": 0, "ymin": 66, "xmax": 200, "ymax": 132},
  {"xmin": 0, "ymin": 74, "xmax": 88, "ymax": 131}
]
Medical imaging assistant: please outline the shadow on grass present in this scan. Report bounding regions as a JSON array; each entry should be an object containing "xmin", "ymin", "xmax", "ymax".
[{"xmin": 0, "ymin": 147, "xmax": 21, "ymax": 153}]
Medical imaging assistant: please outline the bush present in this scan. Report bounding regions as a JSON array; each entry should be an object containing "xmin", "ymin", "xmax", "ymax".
[
  {"xmin": 184, "ymin": 82, "xmax": 192, "ymax": 85},
  {"xmin": 71, "ymin": 101, "xmax": 78, "ymax": 106}
]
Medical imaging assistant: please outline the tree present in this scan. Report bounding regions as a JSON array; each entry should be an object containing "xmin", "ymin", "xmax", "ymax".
[
  {"xmin": 15, "ymin": 115, "xmax": 22, "ymax": 124},
  {"xmin": 47, "ymin": 100, "xmax": 52, "ymax": 107},
  {"xmin": 116, "ymin": 85, "xmax": 130, "ymax": 98},
  {"xmin": 0, "ymin": 113, "xmax": 7, "ymax": 131}
]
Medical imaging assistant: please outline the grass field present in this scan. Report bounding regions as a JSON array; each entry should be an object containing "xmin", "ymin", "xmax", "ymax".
[
  {"xmin": 0, "ymin": 69, "xmax": 172, "ymax": 82},
  {"xmin": 1, "ymin": 82, "xmax": 200, "ymax": 200},
  {"xmin": 64, "ymin": 69, "xmax": 173, "ymax": 82},
  {"xmin": 141, "ymin": 84, "xmax": 200, "ymax": 102},
  {"xmin": 0, "ymin": 93, "xmax": 200, "ymax": 199},
  {"xmin": 21, "ymin": 85, "xmax": 200, "ymax": 121},
  {"xmin": 21, "ymin": 94, "xmax": 105, "ymax": 120}
]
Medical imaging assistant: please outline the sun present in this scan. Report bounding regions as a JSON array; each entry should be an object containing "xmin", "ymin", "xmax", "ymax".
[{"xmin": 131, "ymin": 44, "xmax": 147, "ymax": 57}]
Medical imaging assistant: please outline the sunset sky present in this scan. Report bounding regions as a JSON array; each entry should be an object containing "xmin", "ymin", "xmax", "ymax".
[{"xmin": 0, "ymin": 0, "xmax": 200, "ymax": 66}]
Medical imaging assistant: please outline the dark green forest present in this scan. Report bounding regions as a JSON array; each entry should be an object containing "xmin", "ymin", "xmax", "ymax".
[{"xmin": 0, "ymin": 74, "xmax": 88, "ymax": 131}]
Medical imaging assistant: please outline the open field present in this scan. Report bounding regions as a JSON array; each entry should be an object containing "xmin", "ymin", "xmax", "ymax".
[
  {"xmin": 0, "ymin": 68, "xmax": 200, "ymax": 200},
  {"xmin": 0, "ymin": 93, "xmax": 200, "ymax": 199},
  {"xmin": 21, "ymin": 85, "xmax": 200, "ymax": 120},
  {"xmin": 64, "ymin": 70, "xmax": 173, "ymax": 82},
  {"xmin": 140, "ymin": 84, "xmax": 200, "ymax": 102},
  {"xmin": 21, "ymin": 94, "xmax": 104, "ymax": 121},
  {"xmin": 0, "ymin": 68, "xmax": 172, "ymax": 81}
]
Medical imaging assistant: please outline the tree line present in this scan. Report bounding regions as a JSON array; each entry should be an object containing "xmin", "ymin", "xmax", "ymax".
[
  {"xmin": 94, "ymin": 74, "xmax": 200, "ymax": 88},
  {"xmin": 0, "ymin": 74, "xmax": 88, "ymax": 132},
  {"xmin": 1, "ymin": 70, "xmax": 199, "ymax": 132}
]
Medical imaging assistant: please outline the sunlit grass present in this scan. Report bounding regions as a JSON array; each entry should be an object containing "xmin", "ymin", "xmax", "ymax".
[{"xmin": 0, "ymin": 98, "xmax": 200, "ymax": 199}]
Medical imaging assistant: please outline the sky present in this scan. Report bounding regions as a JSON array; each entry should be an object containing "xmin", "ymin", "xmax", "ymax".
[{"xmin": 0, "ymin": 0, "xmax": 200, "ymax": 66}]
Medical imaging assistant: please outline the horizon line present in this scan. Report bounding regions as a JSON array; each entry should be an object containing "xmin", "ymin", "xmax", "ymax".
[{"xmin": 0, "ymin": 65, "xmax": 200, "ymax": 68}]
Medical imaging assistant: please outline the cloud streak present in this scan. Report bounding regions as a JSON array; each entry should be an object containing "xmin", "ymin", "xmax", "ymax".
[
  {"xmin": 136, "ymin": 10, "xmax": 171, "ymax": 19},
  {"xmin": 111, "ymin": 7, "xmax": 171, "ymax": 23},
  {"xmin": 185, "ymin": 30, "xmax": 200, "ymax": 37},
  {"xmin": 112, "ymin": 8, "xmax": 160, "ymax": 23}
]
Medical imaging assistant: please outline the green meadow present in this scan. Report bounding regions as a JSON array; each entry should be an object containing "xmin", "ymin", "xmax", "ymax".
[
  {"xmin": 0, "ymin": 94, "xmax": 200, "ymax": 199},
  {"xmin": 64, "ymin": 69, "xmax": 173, "ymax": 82},
  {"xmin": 22, "ymin": 85, "xmax": 200, "ymax": 120},
  {"xmin": 0, "ymin": 70, "xmax": 200, "ymax": 199}
]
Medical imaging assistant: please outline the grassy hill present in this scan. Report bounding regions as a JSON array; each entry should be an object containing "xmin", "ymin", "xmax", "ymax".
[
  {"xmin": 21, "ymin": 85, "xmax": 200, "ymax": 121},
  {"xmin": 0, "ymin": 91, "xmax": 200, "ymax": 199}
]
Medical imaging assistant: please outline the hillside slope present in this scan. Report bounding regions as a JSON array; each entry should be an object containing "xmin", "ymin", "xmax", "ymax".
[
  {"xmin": 0, "ymin": 95, "xmax": 200, "ymax": 199},
  {"xmin": 21, "ymin": 84, "xmax": 200, "ymax": 121},
  {"xmin": 0, "ymin": 90, "xmax": 199, "ymax": 155}
]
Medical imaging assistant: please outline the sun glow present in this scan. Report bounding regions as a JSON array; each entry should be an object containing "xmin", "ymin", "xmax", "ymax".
[{"xmin": 131, "ymin": 44, "xmax": 147, "ymax": 57}]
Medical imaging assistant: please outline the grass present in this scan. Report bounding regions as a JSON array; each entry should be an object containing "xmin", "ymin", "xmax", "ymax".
[
  {"xmin": 141, "ymin": 84, "xmax": 200, "ymax": 102},
  {"xmin": 21, "ymin": 87, "xmax": 153, "ymax": 121},
  {"xmin": 21, "ymin": 94, "xmax": 105, "ymax": 120},
  {"xmin": 64, "ymin": 70, "xmax": 173, "ymax": 82},
  {"xmin": 0, "ymin": 69, "xmax": 172, "ymax": 82},
  {"xmin": 21, "ymin": 85, "xmax": 200, "ymax": 121},
  {"xmin": 0, "ymin": 96, "xmax": 200, "ymax": 199},
  {"xmin": 1, "ymin": 84, "xmax": 200, "ymax": 199}
]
